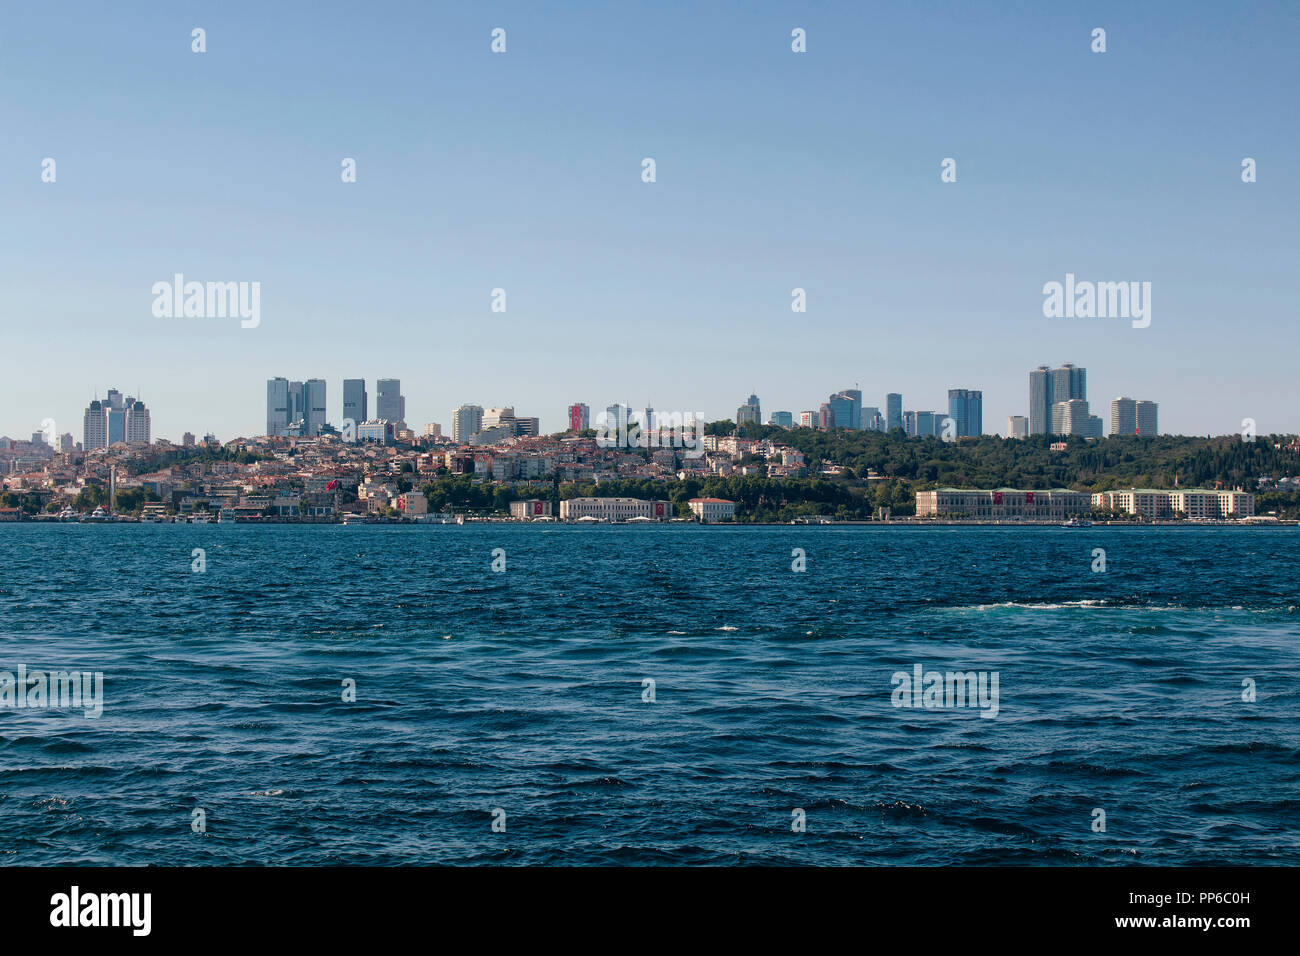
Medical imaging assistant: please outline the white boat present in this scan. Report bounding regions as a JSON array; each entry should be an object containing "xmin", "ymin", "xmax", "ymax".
[
  {"xmin": 57, "ymin": 508, "xmax": 78, "ymax": 522},
  {"xmin": 1061, "ymin": 517, "xmax": 1093, "ymax": 528}
]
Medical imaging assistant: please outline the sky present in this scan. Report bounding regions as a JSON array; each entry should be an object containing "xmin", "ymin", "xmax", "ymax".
[{"xmin": 2, "ymin": 1, "xmax": 1297, "ymax": 442}]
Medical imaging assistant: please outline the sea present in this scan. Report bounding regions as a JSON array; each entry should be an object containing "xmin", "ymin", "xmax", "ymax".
[{"xmin": 0, "ymin": 524, "xmax": 1297, "ymax": 865}]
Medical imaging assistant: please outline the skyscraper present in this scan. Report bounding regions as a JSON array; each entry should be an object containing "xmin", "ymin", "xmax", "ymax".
[
  {"xmin": 302, "ymin": 379, "xmax": 327, "ymax": 436},
  {"xmin": 1110, "ymin": 397, "xmax": 1137, "ymax": 436},
  {"xmin": 1136, "ymin": 401, "xmax": 1158, "ymax": 436},
  {"xmin": 124, "ymin": 399, "xmax": 151, "ymax": 445},
  {"xmin": 1007, "ymin": 415, "xmax": 1029, "ymax": 439},
  {"xmin": 267, "ymin": 377, "xmax": 291, "ymax": 436},
  {"xmin": 453, "ymin": 404, "xmax": 484, "ymax": 442},
  {"xmin": 1031, "ymin": 364, "xmax": 1087, "ymax": 435},
  {"xmin": 83, "ymin": 399, "xmax": 107, "ymax": 450},
  {"xmin": 830, "ymin": 389, "xmax": 862, "ymax": 430},
  {"xmin": 376, "ymin": 379, "xmax": 405, "ymax": 424},
  {"xmin": 736, "ymin": 394, "xmax": 761, "ymax": 426},
  {"xmin": 886, "ymin": 393, "xmax": 903, "ymax": 432},
  {"xmin": 947, "ymin": 388, "xmax": 983, "ymax": 437},
  {"xmin": 568, "ymin": 403, "xmax": 590, "ymax": 431},
  {"xmin": 769, "ymin": 411, "xmax": 794, "ymax": 428},
  {"xmin": 343, "ymin": 379, "xmax": 368, "ymax": 426}
]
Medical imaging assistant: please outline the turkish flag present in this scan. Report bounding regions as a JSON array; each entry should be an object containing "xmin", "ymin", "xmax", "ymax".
[
  {"xmin": 655, "ymin": 503, "xmax": 665, "ymax": 516},
  {"xmin": 993, "ymin": 492, "xmax": 1002, "ymax": 505},
  {"xmin": 533, "ymin": 501, "xmax": 543, "ymax": 515}
]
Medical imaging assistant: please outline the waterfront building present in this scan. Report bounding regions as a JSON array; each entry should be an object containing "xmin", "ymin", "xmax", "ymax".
[
  {"xmin": 509, "ymin": 499, "xmax": 553, "ymax": 519},
  {"xmin": 1092, "ymin": 489, "xmax": 1252, "ymax": 518},
  {"xmin": 688, "ymin": 497, "xmax": 736, "ymax": 522},
  {"xmin": 560, "ymin": 497, "xmax": 672, "ymax": 521},
  {"xmin": 916, "ymin": 488, "xmax": 1091, "ymax": 519}
]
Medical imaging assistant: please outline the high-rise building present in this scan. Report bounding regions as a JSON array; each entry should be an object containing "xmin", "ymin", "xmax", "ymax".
[
  {"xmin": 83, "ymin": 399, "xmax": 107, "ymax": 450},
  {"xmin": 914, "ymin": 411, "xmax": 938, "ymax": 437},
  {"xmin": 568, "ymin": 403, "xmax": 590, "ymax": 431},
  {"xmin": 947, "ymin": 389, "xmax": 983, "ymax": 438},
  {"xmin": 1031, "ymin": 364, "xmax": 1087, "ymax": 435},
  {"xmin": 1136, "ymin": 401, "xmax": 1158, "ymax": 436},
  {"xmin": 1007, "ymin": 415, "xmax": 1029, "ymax": 439},
  {"xmin": 125, "ymin": 399, "xmax": 151, "ymax": 444},
  {"xmin": 769, "ymin": 411, "xmax": 794, "ymax": 428},
  {"xmin": 799, "ymin": 411, "xmax": 817, "ymax": 428},
  {"xmin": 886, "ymin": 393, "xmax": 903, "ymax": 432},
  {"xmin": 860, "ymin": 406, "xmax": 883, "ymax": 432},
  {"xmin": 82, "ymin": 392, "xmax": 150, "ymax": 448},
  {"xmin": 483, "ymin": 407, "xmax": 516, "ymax": 430},
  {"xmin": 267, "ymin": 377, "xmax": 291, "ymax": 436},
  {"xmin": 1110, "ymin": 397, "xmax": 1137, "ymax": 436},
  {"xmin": 453, "ymin": 404, "xmax": 484, "ymax": 442},
  {"xmin": 343, "ymin": 379, "xmax": 368, "ymax": 426},
  {"xmin": 182, "ymin": 432, "xmax": 196, "ymax": 447},
  {"xmin": 829, "ymin": 389, "xmax": 861, "ymax": 430},
  {"xmin": 1052, "ymin": 399, "xmax": 1092, "ymax": 436},
  {"xmin": 736, "ymin": 394, "xmax": 761, "ymax": 426},
  {"xmin": 302, "ymin": 379, "xmax": 327, "ymax": 436},
  {"xmin": 376, "ymin": 379, "xmax": 405, "ymax": 424}
]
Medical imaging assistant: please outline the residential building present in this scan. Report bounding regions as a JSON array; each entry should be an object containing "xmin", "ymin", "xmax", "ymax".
[
  {"xmin": 1110, "ymin": 397, "xmax": 1137, "ymax": 436},
  {"xmin": 1136, "ymin": 401, "xmax": 1158, "ymax": 436},
  {"xmin": 568, "ymin": 403, "xmax": 590, "ymax": 432},
  {"xmin": 453, "ymin": 404, "xmax": 484, "ymax": 441}
]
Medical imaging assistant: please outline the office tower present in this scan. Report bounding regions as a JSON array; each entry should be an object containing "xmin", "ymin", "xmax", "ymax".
[
  {"xmin": 1029, "ymin": 367, "xmax": 1052, "ymax": 435},
  {"xmin": 343, "ymin": 379, "xmax": 368, "ymax": 426},
  {"xmin": 59, "ymin": 433, "xmax": 74, "ymax": 452},
  {"xmin": 915, "ymin": 411, "xmax": 938, "ymax": 437},
  {"xmin": 83, "ymin": 399, "xmax": 107, "ymax": 450},
  {"xmin": 267, "ymin": 377, "xmax": 291, "ymax": 436},
  {"xmin": 817, "ymin": 402, "xmax": 835, "ymax": 430},
  {"xmin": 947, "ymin": 388, "xmax": 983, "ymax": 438},
  {"xmin": 483, "ymin": 407, "xmax": 516, "ymax": 430},
  {"xmin": 568, "ymin": 403, "xmax": 590, "ymax": 431},
  {"xmin": 768, "ymin": 411, "xmax": 794, "ymax": 428},
  {"xmin": 799, "ymin": 411, "xmax": 817, "ymax": 428},
  {"xmin": 736, "ymin": 394, "xmax": 761, "ymax": 426},
  {"xmin": 886, "ymin": 393, "xmax": 903, "ymax": 432},
  {"xmin": 1136, "ymin": 401, "xmax": 1158, "ymax": 436},
  {"xmin": 1110, "ymin": 397, "xmax": 1137, "ymax": 436},
  {"xmin": 183, "ymin": 432, "xmax": 196, "ymax": 447},
  {"xmin": 515, "ymin": 417, "xmax": 540, "ymax": 437},
  {"xmin": 829, "ymin": 389, "xmax": 861, "ymax": 430},
  {"xmin": 103, "ymin": 389, "xmax": 128, "ymax": 445},
  {"xmin": 376, "ymin": 379, "xmax": 405, "ymax": 424},
  {"xmin": 125, "ymin": 399, "xmax": 151, "ymax": 444},
  {"xmin": 903, "ymin": 410, "xmax": 917, "ymax": 437},
  {"xmin": 1084, "ymin": 415, "xmax": 1104, "ymax": 439},
  {"xmin": 453, "ymin": 404, "xmax": 484, "ymax": 442},
  {"xmin": 1007, "ymin": 415, "xmax": 1029, "ymax": 439},
  {"xmin": 860, "ymin": 406, "xmax": 883, "ymax": 431},
  {"xmin": 302, "ymin": 379, "xmax": 327, "ymax": 436}
]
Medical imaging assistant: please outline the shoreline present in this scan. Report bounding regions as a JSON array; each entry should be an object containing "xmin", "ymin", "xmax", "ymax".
[{"xmin": 2, "ymin": 517, "xmax": 1293, "ymax": 528}]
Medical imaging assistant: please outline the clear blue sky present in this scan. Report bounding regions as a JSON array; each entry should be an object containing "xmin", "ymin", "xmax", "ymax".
[{"xmin": 2, "ymin": 1, "xmax": 1296, "ymax": 441}]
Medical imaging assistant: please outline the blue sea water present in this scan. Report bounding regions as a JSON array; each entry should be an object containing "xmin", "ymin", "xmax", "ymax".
[{"xmin": 0, "ymin": 524, "xmax": 1297, "ymax": 866}]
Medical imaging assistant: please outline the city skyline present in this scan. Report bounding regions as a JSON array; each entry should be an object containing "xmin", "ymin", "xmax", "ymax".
[{"xmin": 3, "ymin": 2, "xmax": 1297, "ymax": 441}]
